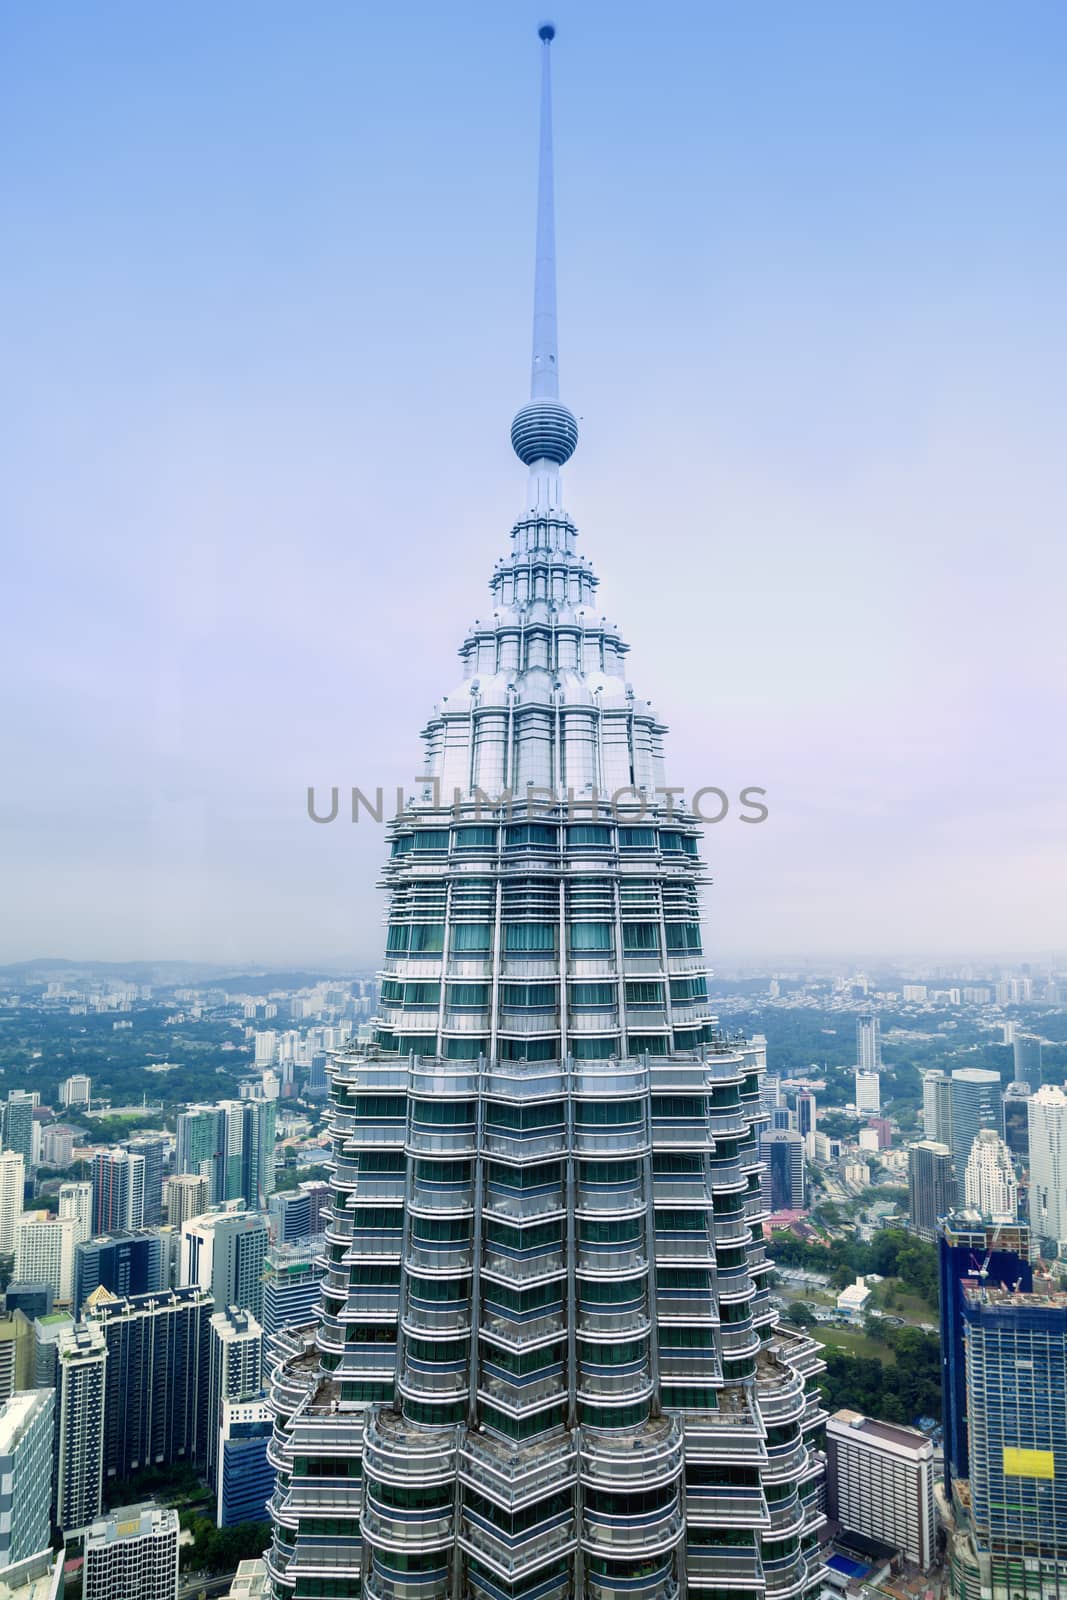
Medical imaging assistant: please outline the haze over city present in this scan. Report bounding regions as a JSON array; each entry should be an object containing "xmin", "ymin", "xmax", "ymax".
[{"xmin": 4, "ymin": 0, "xmax": 1065, "ymax": 966}]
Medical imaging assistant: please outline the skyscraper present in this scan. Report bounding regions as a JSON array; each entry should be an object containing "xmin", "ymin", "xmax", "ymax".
[
  {"xmin": 175, "ymin": 1101, "xmax": 276, "ymax": 1210},
  {"xmin": 949, "ymin": 1068, "xmax": 1004, "ymax": 1204},
  {"xmin": 856, "ymin": 1012, "xmax": 881, "ymax": 1072},
  {"xmin": 921, "ymin": 1070, "xmax": 951, "ymax": 1143},
  {"xmin": 762, "ymin": 1128, "xmax": 807, "ymax": 1211},
  {"xmin": 181, "ymin": 1206, "xmax": 269, "ymax": 1321},
  {"xmin": 260, "ymin": 1239, "xmax": 324, "ymax": 1343},
  {"xmin": 73, "ymin": 1230, "xmax": 169, "ymax": 1314},
  {"xmin": 14, "ymin": 1212, "xmax": 77, "ymax": 1307},
  {"xmin": 907, "ymin": 1140, "xmax": 955, "ymax": 1243},
  {"xmin": 55, "ymin": 1321, "xmax": 107, "ymax": 1534},
  {"xmin": 126, "ymin": 1136, "xmax": 166, "ymax": 1227},
  {"xmin": 0, "ymin": 1390, "xmax": 55, "ymax": 1567},
  {"xmin": 91, "ymin": 1149, "xmax": 145, "ymax": 1234},
  {"xmin": 950, "ymin": 1285, "xmax": 1067, "ymax": 1600},
  {"xmin": 1012, "ymin": 1033, "xmax": 1042, "ymax": 1090},
  {"xmin": 58, "ymin": 1179, "xmax": 93, "ymax": 1244},
  {"xmin": 0, "ymin": 1096, "xmax": 35, "ymax": 1167},
  {"xmin": 265, "ymin": 28, "xmax": 827, "ymax": 1600},
  {"xmin": 0, "ymin": 1151, "xmax": 25, "ymax": 1256},
  {"xmin": 164, "ymin": 1172, "xmax": 211, "ymax": 1229},
  {"xmin": 854, "ymin": 1068, "xmax": 881, "ymax": 1115},
  {"xmin": 1002, "ymin": 1081, "xmax": 1032, "ymax": 1162},
  {"xmin": 84, "ymin": 1285, "xmax": 212, "ymax": 1482},
  {"xmin": 963, "ymin": 1129, "xmax": 1017, "ymax": 1223},
  {"xmin": 207, "ymin": 1306, "xmax": 263, "ymax": 1491},
  {"xmin": 937, "ymin": 1213, "xmax": 1032, "ymax": 1496},
  {"xmin": 1028, "ymin": 1083, "xmax": 1067, "ymax": 1253}
]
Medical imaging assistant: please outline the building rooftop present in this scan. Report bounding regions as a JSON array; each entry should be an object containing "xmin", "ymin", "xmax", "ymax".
[
  {"xmin": 828, "ymin": 1409, "xmax": 933, "ymax": 1456},
  {"xmin": 0, "ymin": 1550, "xmax": 62, "ymax": 1600},
  {"xmin": 0, "ymin": 1390, "xmax": 51, "ymax": 1454},
  {"xmin": 85, "ymin": 1504, "xmax": 178, "ymax": 1548},
  {"xmin": 226, "ymin": 1560, "xmax": 268, "ymax": 1600}
]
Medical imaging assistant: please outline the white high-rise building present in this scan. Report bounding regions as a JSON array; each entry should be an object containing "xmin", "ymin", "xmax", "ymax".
[
  {"xmin": 0, "ymin": 1151, "xmax": 25, "ymax": 1256},
  {"xmin": 963, "ymin": 1129, "xmax": 1018, "ymax": 1223},
  {"xmin": 83, "ymin": 1504, "xmax": 178, "ymax": 1600},
  {"xmin": 55, "ymin": 1321, "xmax": 107, "ymax": 1533},
  {"xmin": 58, "ymin": 1179, "xmax": 93, "ymax": 1245},
  {"xmin": 0, "ymin": 1389, "xmax": 55, "ymax": 1566},
  {"xmin": 59, "ymin": 1074, "xmax": 92, "ymax": 1109},
  {"xmin": 857, "ymin": 1012, "xmax": 881, "ymax": 1072},
  {"xmin": 14, "ymin": 1212, "xmax": 77, "ymax": 1306},
  {"xmin": 206, "ymin": 1306, "xmax": 263, "ymax": 1490},
  {"xmin": 1028, "ymin": 1084, "xmax": 1067, "ymax": 1250},
  {"xmin": 855, "ymin": 1068, "xmax": 881, "ymax": 1114},
  {"xmin": 827, "ymin": 1409, "xmax": 936, "ymax": 1569}
]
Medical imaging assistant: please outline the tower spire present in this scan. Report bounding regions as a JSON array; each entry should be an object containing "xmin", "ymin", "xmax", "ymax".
[
  {"xmin": 511, "ymin": 23, "xmax": 578, "ymax": 487},
  {"xmin": 531, "ymin": 22, "xmax": 559, "ymax": 401}
]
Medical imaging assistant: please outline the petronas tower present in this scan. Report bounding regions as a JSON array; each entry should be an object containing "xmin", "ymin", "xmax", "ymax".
[{"xmin": 267, "ymin": 25, "xmax": 827, "ymax": 1600}]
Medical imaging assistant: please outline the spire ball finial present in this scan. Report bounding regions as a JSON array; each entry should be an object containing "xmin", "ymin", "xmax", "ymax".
[{"xmin": 538, "ymin": 22, "xmax": 556, "ymax": 41}]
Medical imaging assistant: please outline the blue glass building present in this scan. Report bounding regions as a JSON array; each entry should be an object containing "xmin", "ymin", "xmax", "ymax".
[{"xmin": 939, "ymin": 1214, "xmax": 1032, "ymax": 1496}]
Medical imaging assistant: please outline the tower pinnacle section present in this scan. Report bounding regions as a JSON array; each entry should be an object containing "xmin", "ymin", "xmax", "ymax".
[{"xmin": 511, "ymin": 23, "xmax": 579, "ymax": 492}]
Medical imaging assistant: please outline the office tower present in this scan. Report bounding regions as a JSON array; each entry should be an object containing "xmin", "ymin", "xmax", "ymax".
[
  {"xmin": 825, "ymin": 1409, "xmax": 936, "ymax": 1570},
  {"xmin": 854, "ymin": 1068, "xmax": 881, "ymax": 1114},
  {"xmin": 921, "ymin": 1070, "xmax": 948, "ymax": 1141},
  {"xmin": 0, "ymin": 1152, "xmax": 25, "ymax": 1255},
  {"xmin": 0, "ymin": 1391, "xmax": 54, "ymax": 1567},
  {"xmin": 762, "ymin": 1128, "xmax": 807, "ymax": 1210},
  {"xmin": 32, "ymin": 1310, "xmax": 73, "ymax": 1389},
  {"xmin": 794, "ymin": 1090, "xmax": 816, "ymax": 1141},
  {"xmin": 55, "ymin": 1322, "xmax": 107, "ymax": 1534},
  {"xmin": 0, "ymin": 1099, "xmax": 34, "ymax": 1166},
  {"xmin": 937, "ymin": 1214, "xmax": 1032, "ymax": 1495},
  {"xmin": 3, "ymin": 1282, "xmax": 52, "ymax": 1320},
  {"xmin": 0, "ymin": 1312, "xmax": 33, "ymax": 1403},
  {"xmin": 266, "ymin": 34, "xmax": 827, "ymax": 1600},
  {"xmin": 175, "ymin": 1105, "xmax": 224, "ymax": 1196},
  {"xmin": 126, "ymin": 1137, "xmax": 166, "ymax": 1227},
  {"xmin": 73, "ymin": 1231, "xmax": 168, "ymax": 1314},
  {"xmin": 91, "ymin": 1150, "xmax": 145, "ymax": 1234},
  {"xmin": 207, "ymin": 1306, "xmax": 263, "ymax": 1490},
  {"xmin": 306, "ymin": 1052, "xmax": 329, "ymax": 1098},
  {"xmin": 907, "ymin": 1140, "xmax": 955, "ymax": 1243},
  {"xmin": 260, "ymin": 1240, "xmax": 324, "ymax": 1342},
  {"xmin": 163, "ymin": 1173, "xmax": 211, "ymax": 1229},
  {"xmin": 963, "ymin": 1129, "xmax": 1017, "ymax": 1223},
  {"xmin": 268, "ymin": 1181, "xmax": 330, "ymax": 1245},
  {"xmin": 58, "ymin": 1180, "xmax": 93, "ymax": 1244},
  {"xmin": 175, "ymin": 1101, "xmax": 276, "ymax": 1210},
  {"xmin": 40, "ymin": 1126, "xmax": 77, "ymax": 1167},
  {"xmin": 1027, "ymin": 1084, "xmax": 1067, "ymax": 1253},
  {"xmin": 1002, "ymin": 1081, "xmax": 1032, "ymax": 1162},
  {"xmin": 866, "ymin": 1116, "xmax": 892, "ymax": 1150},
  {"xmin": 949, "ymin": 1069, "xmax": 1004, "ymax": 1204},
  {"xmin": 951, "ymin": 1285, "xmax": 1067, "ymax": 1600},
  {"xmin": 216, "ymin": 1399, "xmax": 273, "ymax": 1528},
  {"xmin": 59, "ymin": 1074, "xmax": 92, "ymax": 1109},
  {"xmin": 13, "ymin": 1213, "xmax": 76, "ymax": 1307},
  {"xmin": 181, "ymin": 1206, "xmax": 269, "ymax": 1320},
  {"xmin": 1012, "ymin": 1033, "xmax": 1042, "ymax": 1089},
  {"xmin": 856, "ymin": 1012, "xmax": 881, "ymax": 1072},
  {"xmin": 82, "ymin": 1505, "xmax": 179, "ymax": 1600},
  {"xmin": 84, "ymin": 1285, "xmax": 212, "ymax": 1481}
]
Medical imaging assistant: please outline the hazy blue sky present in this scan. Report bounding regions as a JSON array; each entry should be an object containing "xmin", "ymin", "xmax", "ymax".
[{"xmin": 3, "ymin": 2, "xmax": 1065, "ymax": 968}]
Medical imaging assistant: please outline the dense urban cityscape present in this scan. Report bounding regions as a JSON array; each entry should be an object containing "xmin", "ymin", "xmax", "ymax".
[{"xmin": 5, "ymin": 14, "xmax": 1065, "ymax": 1600}]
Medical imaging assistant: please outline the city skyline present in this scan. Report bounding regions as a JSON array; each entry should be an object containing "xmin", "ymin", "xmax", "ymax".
[{"xmin": 5, "ymin": 1, "xmax": 1066, "ymax": 967}]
